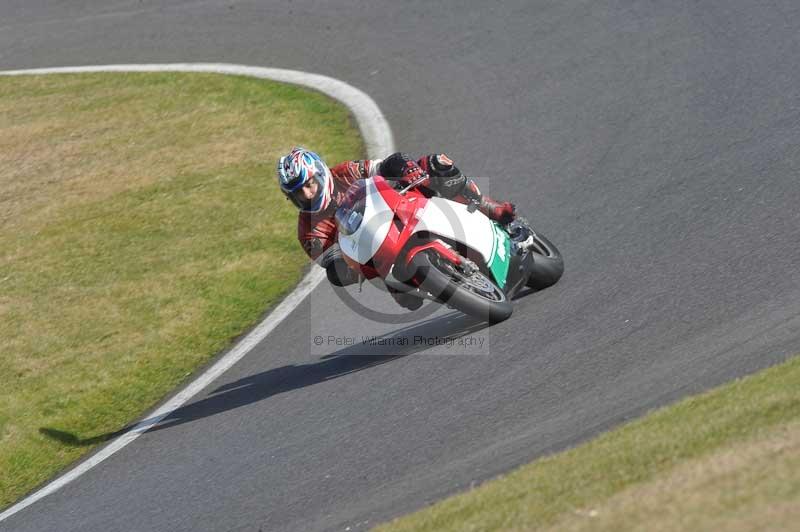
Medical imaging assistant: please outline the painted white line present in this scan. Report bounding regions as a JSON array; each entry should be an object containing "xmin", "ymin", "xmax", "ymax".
[{"xmin": 0, "ymin": 63, "xmax": 395, "ymax": 523}]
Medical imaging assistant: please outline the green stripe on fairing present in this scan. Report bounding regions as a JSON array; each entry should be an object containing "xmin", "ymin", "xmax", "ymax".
[
  {"xmin": 487, "ymin": 223, "xmax": 511, "ymax": 289},
  {"xmin": 487, "ymin": 221, "xmax": 498, "ymax": 265}
]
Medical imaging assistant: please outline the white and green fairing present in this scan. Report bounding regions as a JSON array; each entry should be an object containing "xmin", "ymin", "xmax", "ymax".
[{"xmin": 413, "ymin": 197, "xmax": 512, "ymax": 289}]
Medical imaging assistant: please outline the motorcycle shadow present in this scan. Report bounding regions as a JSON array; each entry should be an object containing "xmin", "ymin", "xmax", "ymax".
[
  {"xmin": 40, "ymin": 313, "xmax": 489, "ymax": 444},
  {"xmin": 321, "ymin": 311, "xmax": 490, "ymax": 358}
]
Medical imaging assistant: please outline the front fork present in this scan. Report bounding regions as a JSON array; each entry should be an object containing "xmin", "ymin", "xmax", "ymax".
[{"xmin": 384, "ymin": 240, "xmax": 461, "ymax": 300}]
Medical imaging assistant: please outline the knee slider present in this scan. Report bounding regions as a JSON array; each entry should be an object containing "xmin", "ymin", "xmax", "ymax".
[{"xmin": 326, "ymin": 258, "xmax": 358, "ymax": 287}]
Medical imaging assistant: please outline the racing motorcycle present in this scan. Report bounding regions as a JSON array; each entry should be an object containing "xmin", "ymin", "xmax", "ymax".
[{"xmin": 334, "ymin": 175, "xmax": 563, "ymax": 323}]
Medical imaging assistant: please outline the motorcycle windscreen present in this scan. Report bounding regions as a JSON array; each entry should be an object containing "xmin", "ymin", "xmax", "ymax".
[
  {"xmin": 336, "ymin": 178, "xmax": 394, "ymax": 265},
  {"xmin": 335, "ymin": 179, "xmax": 368, "ymax": 236},
  {"xmin": 413, "ymin": 197, "xmax": 512, "ymax": 288}
]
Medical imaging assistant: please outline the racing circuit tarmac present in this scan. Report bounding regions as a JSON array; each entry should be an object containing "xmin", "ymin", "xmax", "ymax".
[{"xmin": 2, "ymin": 1, "xmax": 800, "ymax": 531}]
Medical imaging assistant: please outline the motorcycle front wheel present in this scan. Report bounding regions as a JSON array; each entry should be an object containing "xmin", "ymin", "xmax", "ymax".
[
  {"xmin": 525, "ymin": 231, "xmax": 564, "ymax": 290},
  {"xmin": 410, "ymin": 250, "xmax": 513, "ymax": 324}
]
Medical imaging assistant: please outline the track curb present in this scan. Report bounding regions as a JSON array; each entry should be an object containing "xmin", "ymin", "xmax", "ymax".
[{"xmin": 0, "ymin": 63, "xmax": 395, "ymax": 522}]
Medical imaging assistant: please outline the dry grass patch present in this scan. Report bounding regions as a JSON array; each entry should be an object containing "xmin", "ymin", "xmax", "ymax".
[
  {"xmin": 0, "ymin": 72, "xmax": 363, "ymax": 509},
  {"xmin": 376, "ymin": 355, "xmax": 800, "ymax": 532},
  {"xmin": 548, "ymin": 422, "xmax": 800, "ymax": 532}
]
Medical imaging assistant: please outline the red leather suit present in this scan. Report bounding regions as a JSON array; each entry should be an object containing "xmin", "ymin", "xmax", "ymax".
[
  {"xmin": 297, "ymin": 154, "xmax": 515, "ymax": 265},
  {"xmin": 297, "ymin": 158, "xmax": 382, "ymax": 262}
]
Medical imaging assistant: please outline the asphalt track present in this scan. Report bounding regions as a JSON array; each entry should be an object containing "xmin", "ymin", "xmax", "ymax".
[{"xmin": 2, "ymin": 1, "xmax": 800, "ymax": 531}]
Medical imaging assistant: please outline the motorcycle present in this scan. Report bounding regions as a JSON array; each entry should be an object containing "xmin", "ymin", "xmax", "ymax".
[{"xmin": 334, "ymin": 175, "xmax": 564, "ymax": 323}]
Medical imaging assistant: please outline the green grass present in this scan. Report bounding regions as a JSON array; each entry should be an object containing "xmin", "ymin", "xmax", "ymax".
[
  {"xmin": 376, "ymin": 355, "xmax": 800, "ymax": 531},
  {"xmin": 0, "ymin": 72, "xmax": 363, "ymax": 509}
]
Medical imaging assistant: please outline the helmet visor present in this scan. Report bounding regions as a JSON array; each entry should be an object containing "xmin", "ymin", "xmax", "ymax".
[{"xmin": 286, "ymin": 174, "xmax": 323, "ymax": 210}]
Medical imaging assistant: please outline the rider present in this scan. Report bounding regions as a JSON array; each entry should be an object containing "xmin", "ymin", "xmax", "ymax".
[{"xmin": 277, "ymin": 147, "xmax": 516, "ymax": 310}]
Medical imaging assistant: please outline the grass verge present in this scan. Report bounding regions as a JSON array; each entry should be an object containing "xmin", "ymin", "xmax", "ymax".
[
  {"xmin": 0, "ymin": 72, "xmax": 363, "ymax": 509},
  {"xmin": 376, "ymin": 355, "xmax": 800, "ymax": 531}
]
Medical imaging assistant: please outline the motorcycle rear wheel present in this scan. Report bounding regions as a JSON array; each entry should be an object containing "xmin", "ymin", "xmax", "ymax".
[{"xmin": 410, "ymin": 250, "xmax": 513, "ymax": 324}]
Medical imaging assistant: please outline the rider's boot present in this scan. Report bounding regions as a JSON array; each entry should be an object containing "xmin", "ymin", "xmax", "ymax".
[{"xmin": 505, "ymin": 217, "xmax": 535, "ymax": 253}]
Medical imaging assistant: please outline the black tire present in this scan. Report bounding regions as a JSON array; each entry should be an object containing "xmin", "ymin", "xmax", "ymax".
[
  {"xmin": 525, "ymin": 231, "xmax": 564, "ymax": 290},
  {"xmin": 409, "ymin": 251, "xmax": 513, "ymax": 324}
]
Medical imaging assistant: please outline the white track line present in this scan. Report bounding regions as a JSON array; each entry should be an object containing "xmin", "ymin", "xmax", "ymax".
[{"xmin": 0, "ymin": 63, "xmax": 395, "ymax": 523}]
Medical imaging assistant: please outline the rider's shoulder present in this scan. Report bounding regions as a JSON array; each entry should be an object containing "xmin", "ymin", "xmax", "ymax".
[{"xmin": 330, "ymin": 160, "xmax": 360, "ymax": 179}]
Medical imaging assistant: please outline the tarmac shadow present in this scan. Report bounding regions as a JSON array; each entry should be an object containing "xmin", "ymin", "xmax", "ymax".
[{"xmin": 40, "ymin": 312, "xmax": 488, "ymax": 445}]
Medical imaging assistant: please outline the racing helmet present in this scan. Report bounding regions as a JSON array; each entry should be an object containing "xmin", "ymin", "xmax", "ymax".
[{"xmin": 277, "ymin": 147, "xmax": 334, "ymax": 212}]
